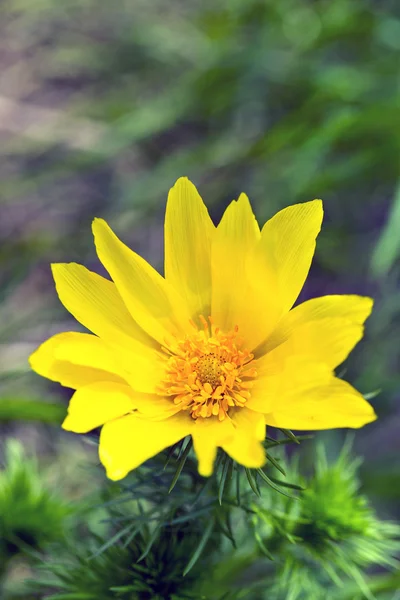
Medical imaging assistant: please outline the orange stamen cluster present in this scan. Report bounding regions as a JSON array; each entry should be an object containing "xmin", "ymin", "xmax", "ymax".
[{"xmin": 159, "ymin": 317, "xmax": 257, "ymax": 421}]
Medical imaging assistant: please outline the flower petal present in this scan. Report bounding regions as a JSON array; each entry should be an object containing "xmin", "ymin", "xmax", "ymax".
[
  {"xmin": 99, "ymin": 413, "xmax": 193, "ymax": 480},
  {"xmin": 221, "ymin": 408, "xmax": 266, "ymax": 469},
  {"xmin": 129, "ymin": 393, "xmax": 181, "ymax": 419},
  {"xmin": 51, "ymin": 263, "xmax": 153, "ymax": 347},
  {"xmin": 192, "ymin": 418, "xmax": 234, "ymax": 477},
  {"xmin": 92, "ymin": 218, "xmax": 192, "ymax": 346},
  {"xmin": 264, "ymin": 377, "xmax": 376, "ymax": 430},
  {"xmin": 258, "ymin": 200, "xmax": 323, "ymax": 316},
  {"xmin": 212, "ymin": 194, "xmax": 272, "ymax": 345},
  {"xmin": 258, "ymin": 318, "xmax": 366, "ymax": 371},
  {"xmin": 165, "ymin": 177, "xmax": 215, "ymax": 320},
  {"xmin": 62, "ymin": 382, "xmax": 136, "ymax": 433},
  {"xmin": 29, "ymin": 333, "xmax": 124, "ymax": 389},
  {"xmin": 248, "ymin": 356, "xmax": 332, "ymax": 414},
  {"xmin": 248, "ymin": 296, "xmax": 374, "ymax": 413},
  {"xmin": 29, "ymin": 331, "xmax": 165, "ymax": 394},
  {"xmin": 258, "ymin": 295, "xmax": 373, "ymax": 356}
]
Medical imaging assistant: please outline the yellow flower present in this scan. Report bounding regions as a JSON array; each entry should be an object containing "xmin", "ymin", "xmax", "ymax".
[{"xmin": 29, "ymin": 178, "xmax": 376, "ymax": 480}]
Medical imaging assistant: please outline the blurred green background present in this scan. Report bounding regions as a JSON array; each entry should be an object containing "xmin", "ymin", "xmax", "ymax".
[{"xmin": 0, "ymin": 0, "xmax": 399, "ymax": 595}]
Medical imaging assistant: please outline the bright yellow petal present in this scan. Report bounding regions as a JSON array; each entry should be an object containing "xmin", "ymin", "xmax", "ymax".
[
  {"xmin": 248, "ymin": 295, "xmax": 374, "ymax": 413},
  {"xmin": 258, "ymin": 295, "xmax": 373, "ymax": 355},
  {"xmin": 221, "ymin": 408, "xmax": 266, "ymax": 469},
  {"xmin": 62, "ymin": 382, "xmax": 136, "ymax": 433},
  {"xmin": 212, "ymin": 194, "xmax": 274, "ymax": 347},
  {"xmin": 258, "ymin": 318, "xmax": 365, "ymax": 371},
  {"xmin": 165, "ymin": 177, "xmax": 215, "ymax": 320},
  {"xmin": 99, "ymin": 413, "xmax": 193, "ymax": 480},
  {"xmin": 191, "ymin": 418, "xmax": 234, "ymax": 477},
  {"xmin": 248, "ymin": 356, "xmax": 332, "ymax": 414},
  {"xmin": 51, "ymin": 263, "xmax": 153, "ymax": 348},
  {"xmin": 129, "ymin": 393, "xmax": 180, "ymax": 419},
  {"xmin": 29, "ymin": 331, "xmax": 165, "ymax": 394},
  {"xmin": 264, "ymin": 377, "xmax": 376, "ymax": 430},
  {"xmin": 29, "ymin": 333, "xmax": 124, "ymax": 389},
  {"xmin": 92, "ymin": 218, "xmax": 192, "ymax": 346},
  {"xmin": 258, "ymin": 200, "xmax": 323, "ymax": 316}
]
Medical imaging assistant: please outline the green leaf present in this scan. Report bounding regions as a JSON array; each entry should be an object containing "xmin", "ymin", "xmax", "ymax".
[
  {"xmin": 267, "ymin": 475, "xmax": 305, "ymax": 491},
  {"xmin": 218, "ymin": 456, "xmax": 233, "ymax": 505},
  {"xmin": 168, "ymin": 438, "xmax": 193, "ymax": 493},
  {"xmin": 45, "ymin": 595, "xmax": 96, "ymax": 600},
  {"xmin": 137, "ymin": 526, "xmax": 161, "ymax": 561},
  {"xmin": 215, "ymin": 509, "xmax": 236, "ymax": 548},
  {"xmin": 0, "ymin": 397, "xmax": 66, "ymax": 424},
  {"xmin": 183, "ymin": 518, "xmax": 214, "ymax": 576},
  {"xmin": 265, "ymin": 451, "xmax": 286, "ymax": 476},
  {"xmin": 279, "ymin": 429, "xmax": 301, "ymax": 444},
  {"xmin": 363, "ymin": 389, "xmax": 381, "ymax": 400},
  {"xmin": 265, "ymin": 435, "xmax": 314, "ymax": 448},
  {"xmin": 90, "ymin": 523, "xmax": 135, "ymax": 557},
  {"xmin": 371, "ymin": 180, "xmax": 400, "ymax": 276},
  {"xmin": 244, "ymin": 468, "xmax": 261, "ymax": 497},
  {"xmin": 45, "ymin": 595, "xmax": 95, "ymax": 600},
  {"xmin": 256, "ymin": 469, "xmax": 299, "ymax": 499}
]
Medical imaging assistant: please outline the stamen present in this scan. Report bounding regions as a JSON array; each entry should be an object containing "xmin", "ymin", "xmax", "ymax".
[
  {"xmin": 189, "ymin": 319, "xmax": 198, "ymax": 331},
  {"xmin": 158, "ymin": 319, "xmax": 258, "ymax": 421}
]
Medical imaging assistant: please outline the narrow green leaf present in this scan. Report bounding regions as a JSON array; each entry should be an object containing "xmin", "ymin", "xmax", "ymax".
[
  {"xmin": 183, "ymin": 518, "xmax": 214, "ymax": 576},
  {"xmin": 177, "ymin": 436, "xmax": 190, "ymax": 459},
  {"xmin": 279, "ymin": 428, "xmax": 301, "ymax": 444},
  {"xmin": 163, "ymin": 440, "xmax": 181, "ymax": 470},
  {"xmin": 218, "ymin": 456, "xmax": 233, "ymax": 505},
  {"xmin": 267, "ymin": 475, "xmax": 305, "ymax": 491},
  {"xmin": 371, "ymin": 181, "xmax": 400, "ymax": 276},
  {"xmin": 252, "ymin": 521, "xmax": 274, "ymax": 560},
  {"xmin": 245, "ymin": 468, "xmax": 261, "ymax": 497},
  {"xmin": 45, "ymin": 594, "xmax": 95, "ymax": 600},
  {"xmin": 224, "ymin": 509, "xmax": 237, "ymax": 549},
  {"xmin": 265, "ymin": 435, "xmax": 313, "ymax": 449},
  {"xmin": 122, "ymin": 524, "xmax": 143, "ymax": 548},
  {"xmin": 265, "ymin": 433, "xmax": 314, "ymax": 449},
  {"xmin": 168, "ymin": 438, "xmax": 192, "ymax": 493},
  {"xmin": 137, "ymin": 526, "xmax": 160, "ymax": 562},
  {"xmin": 265, "ymin": 451, "xmax": 286, "ymax": 476},
  {"xmin": 236, "ymin": 466, "xmax": 242, "ymax": 506},
  {"xmin": 363, "ymin": 389, "xmax": 381, "ymax": 400},
  {"xmin": 257, "ymin": 469, "xmax": 299, "ymax": 499},
  {"xmin": 90, "ymin": 523, "xmax": 135, "ymax": 557},
  {"xmin": 166, "ymin": 503, "xmax": 216, "ymax": 526}
]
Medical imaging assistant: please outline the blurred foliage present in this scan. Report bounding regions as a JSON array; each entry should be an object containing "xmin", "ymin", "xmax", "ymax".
[
  {"xmin": 3, "ymin": 439, "xmax": 399, "ymax": 600},
  {"xmin": 33, "ymin": 527, "xmax": 215, "ymax": 600},
  {"xmin": 0, "ymin": 440, "xmax": 69, "ymax": 579},
  {"xmin": 0, "ymin": 0, "xmax": 399, "ymax": 597},
  {"xmin": 1, "ymin": 0, "xmax": 399, "ymax": 410},
  {"xmin": 215, "ymin": 442, "xmax": 400, "ymax": 600},
  {"xmin": 0, "ymin": 397, "xmax": 66, "ymax": 424}
]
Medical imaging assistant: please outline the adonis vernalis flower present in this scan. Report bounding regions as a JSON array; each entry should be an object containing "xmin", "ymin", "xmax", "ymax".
[{"xmin": 29, "ymin": 178, "xmax": 376, "ymax": 480}]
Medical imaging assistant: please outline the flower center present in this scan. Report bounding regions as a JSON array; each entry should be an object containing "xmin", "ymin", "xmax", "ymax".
[
  {"xmin": 196, "ymin": 354, "xmax": 223, "ymax": 388},
  {"xmin": 159, "ymin": 316, "xmax": 257, "ymax": 421}
]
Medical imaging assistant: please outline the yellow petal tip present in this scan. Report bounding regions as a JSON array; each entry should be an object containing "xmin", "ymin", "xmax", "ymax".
[
  {"xmin": 61, "ymin": 415, "xmax": 74, "ymax": 432},
  {"xmin": 172, "ymin": 176, "xmax": 190, "ymax": 184},
  {"xmin": 91, "ymin": 217, "xmax": 108, "ymax": 235},
  {"xmin": 198, "ymin": 465, "xmax": 213, "ymax": 477}
]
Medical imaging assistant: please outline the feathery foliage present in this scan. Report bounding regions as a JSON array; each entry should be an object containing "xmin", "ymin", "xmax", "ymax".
[{"xmin": 248, "ymin": 442, "xmax": 400, "ymax": 599}]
